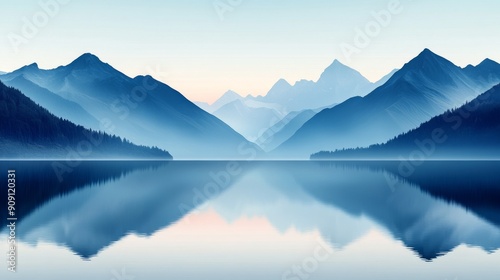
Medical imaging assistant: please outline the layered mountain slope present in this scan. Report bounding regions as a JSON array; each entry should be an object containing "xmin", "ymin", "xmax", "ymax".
[
  {"xmin": 1, "ymin": 54, "xmax": 260, "ymax": 159},
  {"xmin": 256, "ymin": 109, "xmax": 317, "ymax": 152},
  {"xmin": 2, "ymin": 75, "xmax": 98, "ymax": 129},
  {"xmin": 212, "ymin": 99, "xmax": 287, "ymax": 141},
  {"xmin": 255, "ymin": 61, "xmax": 396, "ymax": 112},
  {"xmin": 312, "ymin": 84, "xmax": 500, "ymax": 159},
  {"xmin": 277, "ymin": 49, "xmax": 500, "ymax": 158},
  {"xmin": 0, "ymin": 81, "xmax": 171, "ymax": 159},
  {"xmin": 203, "ymin": 62, "xmax": 396, "ymax": 142}
]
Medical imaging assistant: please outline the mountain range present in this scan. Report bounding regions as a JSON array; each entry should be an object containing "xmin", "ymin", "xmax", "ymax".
[
  {"xmin": 200, "ymin": 60, "xmax": 394, "ymax": 115},
  {"xmin": 312, "ymin": 83, "xmax": 500, "ymax": 159},
  {"xmin": 202, "ymin": 90, "xmax": 243, "ymax": 113},
  {"xmin": 0, "ymin": 54, "xmax": 260, "ymax": 159},
  {"xmin": 275, "ymin": 49, "xmax": 500, "ymax": 158},
  {"xmin": 2, "ymin": 49, "xmax": 500, "ymax": 159},
  {"xmin": 253, "ymin": 60, "xmax": 397, "ymax": 112},
  {"xmin": 198, "ymin": 62, "xmax": 396, "ymax": 145}
]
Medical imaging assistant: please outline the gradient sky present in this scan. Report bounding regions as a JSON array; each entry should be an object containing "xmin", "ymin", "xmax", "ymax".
[{"xmin": 1, "ymin": 0, "xmax": 499, "ymax": 103}]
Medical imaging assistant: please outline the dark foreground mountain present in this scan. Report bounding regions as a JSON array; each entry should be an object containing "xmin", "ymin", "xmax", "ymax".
[
  {"xmin": 312, "ymin": 84, "xmax": 500, "ymax": 159},
  {"xmin": 0, "ymin": 81, "xmax": 171, "ymax": 159}
]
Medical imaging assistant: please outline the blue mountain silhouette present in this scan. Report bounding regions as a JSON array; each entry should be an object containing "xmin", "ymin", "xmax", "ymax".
[
  {"xmin": 1, "ymin": 54, "xmax": 260, "ymax": 159},
  {"xmin": 0, "ymin": 81, "xmax": 171, "ymax": 159},
  {"xmin": 312, "ymin": 83, "xmax": 500, "ymax": 159},
  {"xmin": 276, "ymin": 49, "xmax": 500, "ymax": 158}
]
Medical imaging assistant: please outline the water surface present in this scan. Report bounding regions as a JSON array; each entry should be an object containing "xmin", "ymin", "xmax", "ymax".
[{"xmin": 1, "ymin": 161, "xmax": 499, "ymax": 280}]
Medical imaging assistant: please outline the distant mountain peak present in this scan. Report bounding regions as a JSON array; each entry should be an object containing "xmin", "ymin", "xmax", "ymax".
[
  {"xmin": 379, "ymin": 49, "xmax": 460, "ymax": 89},
  {"xmin": 133, "ymin": 74, "xmax": 154, "ymax": 80},
  {"xmin": 293, "ymin": 79, "xmax": 315, "ymax": 86},
  {"xmin": 262, "ymin": 78, "xmax": 293, "ymax": 102},
  {"xmin": 317, "ymin": 59, "xmax": 369, "ymax": 86},
  {"xmin": 469, "ymin": 58, "xmax": 500, "ymax": 78},
  {"xmin": 414, "ymin": 48, "xmax": 440, "ymax": 60},
  {"xmin": 22, "ymin": 63, "xmax": 39, "ymax": 70},
  {"xmin": 275, "ymin": 78, "xmax": 291, "ymax": 86},
  {"xmin": 223, "ymin": 89, "xmax": 240, "ymax": 96},
  {"xmin": 67, "ymin": 53, "xmax": 109, "ymax": 70},
  {"xmin": 464, "ymin": 59, "xmax": 500, "ymax": 72},
  {"xmin": 421, "ymin": 47, "xmax": 433, "ymax": 54},
  {"xmin": 210, "ymin": 89, "xmax": 243, "ymax": 109},
  {"xmin": 478, "ymin": 58, "xmax": 500, "ymax": 67},
  {"xmin": 12, "ymin": 63, "xmax": 40, "ymax": 74},
  {"xmin": 219, "ymin": 90, "xmax": 242, "ymax": 101},
  {"xmin": 397, "ymin": 48, "xmax": 458, "ymax": 77},
  {"xmin": 75, "ymin": 53, "xmax": 101, "ymax": 62},
  {"xmin": 412, "ymin": 48, "xmax": 456, "ymax": 66},
  {"xmin": 330, "ymin": 59, "xmax": 344, "ymax": 66},
  {"xmin": 324, "ymin": 59, "xmax": 350, "ymax": 72},
  {"xmin": 269, "ymin": 78, "xmax": 291, "ymax": 91},
  {"xmin": 481, "ymin": 58, "xmax": 495, "ymax": 63}
]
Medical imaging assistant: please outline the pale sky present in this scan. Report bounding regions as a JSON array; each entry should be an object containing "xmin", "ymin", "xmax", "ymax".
[{"xmin": 1, "ymin": 0, "xmax": 499, "ymax": 103}]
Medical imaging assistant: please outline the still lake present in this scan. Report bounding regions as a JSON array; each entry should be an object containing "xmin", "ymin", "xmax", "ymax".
[{"xmin": 1, "ymin": 160, "xmax": 499, "ymax": 280}]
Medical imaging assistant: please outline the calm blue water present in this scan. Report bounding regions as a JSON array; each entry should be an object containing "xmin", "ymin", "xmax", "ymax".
[{"xmin": 1, "ymin": 161, "xmax": 499, "ymax": 280}]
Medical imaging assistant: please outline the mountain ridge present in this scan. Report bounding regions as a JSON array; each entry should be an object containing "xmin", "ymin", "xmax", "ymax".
[
  {"xmin": 312, "ymin": 83, "xmax": 500, "ymax": 159},
  {"xmin": 0, "ymin": 80, "xmax": 171, "ymax": 159},
  {"xmin": 1, "ymin": 54, "xmax": 261, "ymax": 159},
  {"xmin": 275, "ymin": 49, "xmax": 500, "ymax": 158}
]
